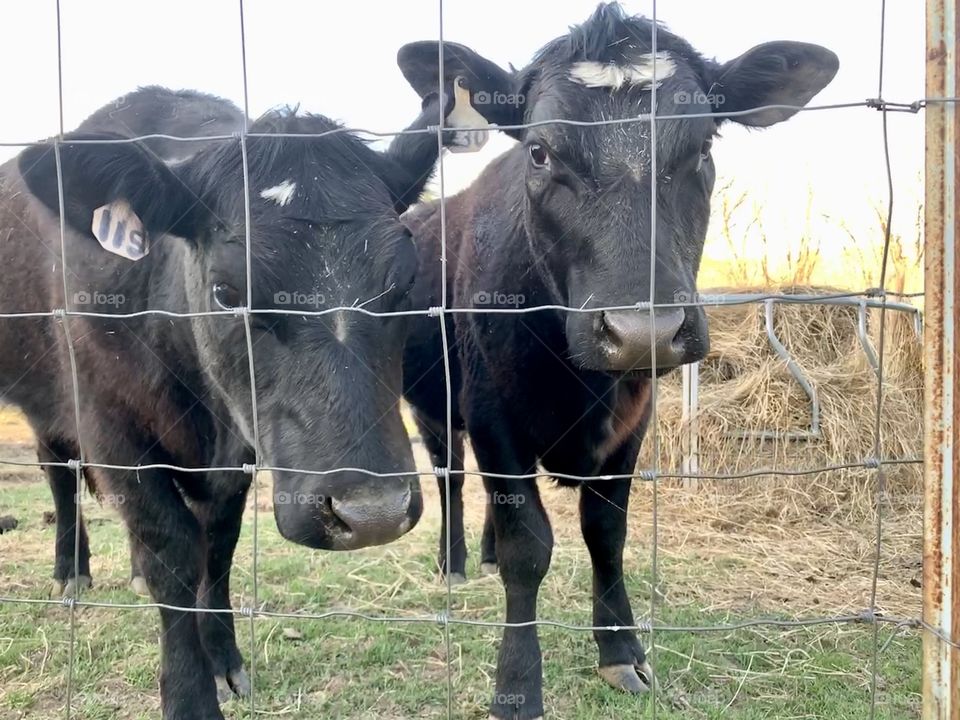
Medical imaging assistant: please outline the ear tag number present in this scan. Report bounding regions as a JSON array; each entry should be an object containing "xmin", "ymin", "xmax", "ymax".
[
  {"xmin": 92, "ymin": 200, "xmax": 149, "ymax": 261},
  {"xmin": 446, "ymin": 76, "xmax": 490, "ymax": 154}
]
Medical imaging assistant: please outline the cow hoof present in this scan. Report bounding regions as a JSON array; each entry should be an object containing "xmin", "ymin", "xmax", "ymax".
[
  {"xmin": 60, "ymin": 575, "xmax": 92, "ymax": 599},
  {"xmin": 228, "ymin": 667, "xmax": 251, "ymax": 698},
  {"xmin": 598, "ymin": 661, "xmax": 657, "ymax": 693},
  {"xmin": 480, "ymin": 562, "xmax": 499, "ymax": 576},
  {"xmin": 129, "ymin": 575, "xmax": 149, "ymax": 597},
  {"xmin": 215, "ymin": 668, "xmax": 250, "ymax": 703},
  {"xmin": 446, "ymin": 572, "xmax": 468, "ymax": 586},
  {"xmin": 215, "ymin": 675, "xmax": 233, "ymax": 704}
]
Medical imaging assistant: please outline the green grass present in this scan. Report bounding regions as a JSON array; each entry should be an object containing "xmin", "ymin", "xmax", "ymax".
[{"xmin": 0, "ymin": 473, "xmax": 921, "ymax": 719}]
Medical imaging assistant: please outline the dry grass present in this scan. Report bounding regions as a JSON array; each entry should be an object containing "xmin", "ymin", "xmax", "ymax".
[
  {"xmin": 699, "ymin": 182, "xmax": 924, "ymax": 296},
  {"xmin": 639, "ymin": 287, "xmax": 923, "ymax": 523}
]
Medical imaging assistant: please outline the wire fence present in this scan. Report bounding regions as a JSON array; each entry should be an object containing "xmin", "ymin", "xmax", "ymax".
[{"xmin": 0, "ymin": 0, "xmax": 952, "ymax": 718}]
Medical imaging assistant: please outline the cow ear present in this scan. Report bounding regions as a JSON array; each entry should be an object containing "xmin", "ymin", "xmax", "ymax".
[
  {"xmin": 397, "ymin": 41, "xmax": 525, "ymax": 140},
  {"xmin": 18, "ymin": 133, "xmax": 203, "ymax": 258},
  {"xmin": 713, "ymin": 41, "xmax": 839, "ymax": 127}
]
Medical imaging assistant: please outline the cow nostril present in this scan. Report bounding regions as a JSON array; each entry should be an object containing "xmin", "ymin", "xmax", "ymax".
[
  {"xmin": 324, "ymin": 497, "xmax": 355, "ymax": 537},
  {"xmin": 593, "ymin": 308, "xmax": 689, "ymax": 370},
  {"xmin": 598, "ymin": 311, "xmax": 624, "ymax": 349}
]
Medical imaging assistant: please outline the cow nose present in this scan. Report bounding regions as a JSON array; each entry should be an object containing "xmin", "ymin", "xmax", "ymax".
[
  {"xmin": 597, "ymin": 307, "xmax": 686, "ymax": 371},
  {"xmin": 273, "ymin": 471, "xmax": 422, "ymax": 551},
  {"xmin": 329, "ymin": 483, "xmax": 421, "ymax": 548}
]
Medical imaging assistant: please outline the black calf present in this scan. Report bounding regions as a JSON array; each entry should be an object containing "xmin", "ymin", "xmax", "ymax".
[{"xmin": 398, "ymin": 3, "xmax": 838, "ymax": 717}]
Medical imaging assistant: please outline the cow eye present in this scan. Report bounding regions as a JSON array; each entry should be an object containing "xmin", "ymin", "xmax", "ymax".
[
  {"xmin": 696, "ymin": 138, "xmax": 713, "ymax": 173},
  {"xmin": 529, "ymin": 143, "xmax": 550, "ymax": 169},
  {"xmin": 213, "ymin": 282, "xmax": 242, "ymax": 310},
  {"xmin": 700, "ymin": 138, "xmax": 713, "ymax": 161}
]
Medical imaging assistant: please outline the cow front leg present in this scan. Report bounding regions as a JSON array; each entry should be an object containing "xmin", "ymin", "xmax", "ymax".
[
  {"xmin": 113, "ymin": 468, "xmax": 223, "ymax": 720},
  {"xmin": 469, "ymin": 418, "xmax": 549, "ymax": 718},
  {"xmin": 195, "ymin": 475, "xmax": 251, "ymax": 703},
  {"xmin": 479, "ymin": 496, "xmax": 498, "ymax": 575},
  {"xmin": 415, "ymin": 412, "xmax": 468, "ymax": 583},
  {"xmin": 580, "ymin": 445, "xmax": 654, "ymax": 694},
  {"xmin": 128, "ymin": 530, "xmax": 148, "ymax": 595},
  {"xmin": 484, "ymin": 473, "xmax": 552, "ymax": 720},
  {"xmin": 39, "ymin": 439, "xmax": 91, "ymax": 598}
]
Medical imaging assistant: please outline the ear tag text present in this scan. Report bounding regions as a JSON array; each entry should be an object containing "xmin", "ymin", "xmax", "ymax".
[
  {"xmin": 91, "ymin": 200, "xmax": 149, "ymax": 261},
  {"xmin": 446, "ymin": 76, "xmax": 490, "ymax": 153}
]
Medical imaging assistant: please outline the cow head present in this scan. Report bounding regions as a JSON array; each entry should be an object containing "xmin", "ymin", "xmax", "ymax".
[
  {"xmin": 19, "ymin": 99, "xmax": 452, "ymax": 551},
  {"xmin": 398, "ymin": 2, "xmax": 838, "ymax": 374}
]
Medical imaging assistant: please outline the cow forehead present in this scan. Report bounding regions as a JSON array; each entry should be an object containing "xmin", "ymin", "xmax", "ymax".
[
  {"xmin": 529, "ymin": 66, "xmax": 713, "ymax": 174},
  {"xmin": 567, "ymin": 52, "xmax": 676, "ymax": 90}
]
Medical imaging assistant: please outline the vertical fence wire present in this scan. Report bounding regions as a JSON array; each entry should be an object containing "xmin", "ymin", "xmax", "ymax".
[
  {"xmin": 648, "ymin": 1, "xmax": 661, "ymax": 716},
  {"xmin": 53, "ymin": 0, "xmax": 81, "ymax": 715},
  {"xmin": 436, "ymin": 0, "xmax": 457, "ymax": 714},
  {"xmin": 867, "ymin": 0, "xmax": 895, "ymax": 716},
  {"xmin": 237, "ymin": 1, "xmax": 261, "ymax": 715}
]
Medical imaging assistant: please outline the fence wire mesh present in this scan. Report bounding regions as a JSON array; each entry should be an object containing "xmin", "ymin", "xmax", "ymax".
[{"xmin": 0, "ymin": 0, "xmax": 951, "ymax": 717}]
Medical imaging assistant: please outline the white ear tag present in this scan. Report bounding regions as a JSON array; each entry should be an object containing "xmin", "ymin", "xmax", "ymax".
[
  {"xmin": 91, "ymin": 200, "xmax": 149, "ymax": 261},
  {"xmin": 446, "ymin": 76, "xmax": 489, "ymax": 154}
]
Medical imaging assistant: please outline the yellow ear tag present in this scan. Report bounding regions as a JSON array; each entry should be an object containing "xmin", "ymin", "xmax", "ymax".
[
  {"xmin": 91, "ymin": 200, "xmax": 149, "ymax": 261},
  {"xmin": 446, "ymin": 76, "xmax": 490, "ymax": 154}
]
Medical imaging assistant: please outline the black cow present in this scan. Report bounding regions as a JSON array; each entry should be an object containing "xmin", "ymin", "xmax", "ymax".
[
  {"xmin": 398, "ymin": 4, "xmax": 838, "ymax": 718},
  {"xmin": 37, "ymin": 87, "xmax": 245, "ymax": 599},
  {"xmin": 2, "ymin": 86, "xmax": 457, "ymax": 718}
]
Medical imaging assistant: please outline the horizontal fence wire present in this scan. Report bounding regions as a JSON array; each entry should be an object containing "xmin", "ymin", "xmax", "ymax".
[
  {"xmin": 0, "ymin": 95, "xmax": 956, "ymax": 149},
  {"xmin": 0, "ymin": 593, "xmax": 951, "ymax": 640},
  {"xmin": 0, "ymin": 289, "xmax": 927, "ymax": 322},
  {"xmin": 0, "ymin": 457, "xmax": 923, "ymax": 481},
  {"xmin": 0, "ymin": 0, "xmax": 950, "ymax": 717}
]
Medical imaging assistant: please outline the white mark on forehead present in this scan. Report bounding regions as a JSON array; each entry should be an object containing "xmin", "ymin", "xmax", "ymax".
[
  {"xmin": 259, "ymin": 179, "xmax": 297, "ymax": 207},
  {"xmin": 568, "ymin": 52, "xmax": 675, "ymax": 89},
  {"xmin": 333, "ymin": 310, "xmax": 349, "ymax": 344}
]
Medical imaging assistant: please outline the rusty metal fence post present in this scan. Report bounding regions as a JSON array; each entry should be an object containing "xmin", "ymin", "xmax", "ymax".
[{"xmin": 925, "ymin": 0, "xmax": 960, "ymax": 716}]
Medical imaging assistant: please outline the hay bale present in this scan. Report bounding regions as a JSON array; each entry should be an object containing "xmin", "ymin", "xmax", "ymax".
[{"xmin": 638, "ymin": 286, "xmax": 924, "ymax": 520}]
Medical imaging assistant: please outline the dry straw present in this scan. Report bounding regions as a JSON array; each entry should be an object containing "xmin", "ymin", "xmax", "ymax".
[{"xmin": 638, "ymin": 285, "xmax": 923, "ymax": 523}]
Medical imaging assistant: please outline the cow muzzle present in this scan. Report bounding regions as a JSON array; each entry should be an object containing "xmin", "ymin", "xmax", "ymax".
[
  {"xmin": 273, "ymin": 471, "xmax": 422, "ymax": 550},
  {"xmin": 595, "ymin": 307, "xmax": 705, "ymax": 372}
]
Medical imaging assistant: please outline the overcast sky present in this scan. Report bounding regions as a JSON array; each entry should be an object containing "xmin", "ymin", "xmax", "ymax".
[{"xmin": 0, "ymin": 1, "xmax": 925, "ymax": 269}]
